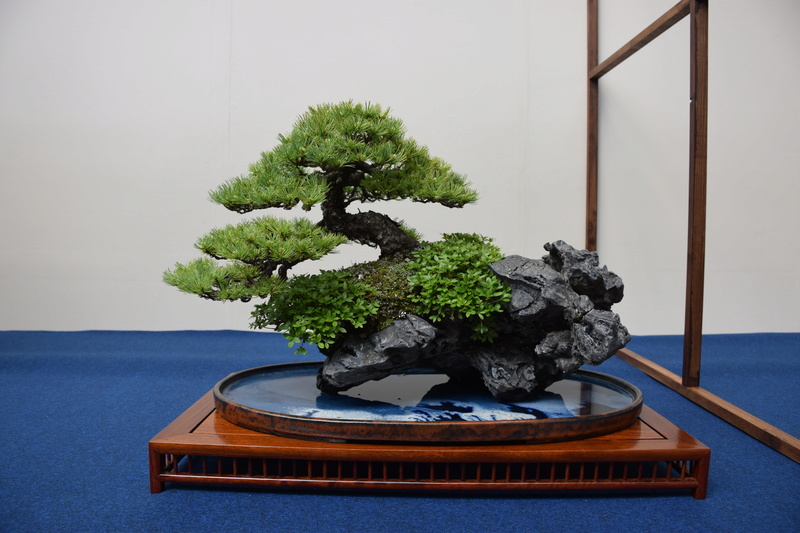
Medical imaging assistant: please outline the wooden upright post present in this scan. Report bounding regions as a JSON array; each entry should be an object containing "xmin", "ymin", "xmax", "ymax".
[
  {"xmin": 586, "ymin": 0, "xmax": 599, "ymax": 252},
  {"xmin": 682, "ymin": 0, "xmax": 709, "ymax": 387}
]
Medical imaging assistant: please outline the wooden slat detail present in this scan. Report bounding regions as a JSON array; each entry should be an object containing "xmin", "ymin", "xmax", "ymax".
[{"xmin": 150, "ymin": 391, "xmax": 710, "ymax": 497}]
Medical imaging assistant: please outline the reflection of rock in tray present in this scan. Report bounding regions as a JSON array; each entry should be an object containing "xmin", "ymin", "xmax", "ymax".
[{"xmin": 213, "ymin": 362, "xmax": 643, "ymax": 444}]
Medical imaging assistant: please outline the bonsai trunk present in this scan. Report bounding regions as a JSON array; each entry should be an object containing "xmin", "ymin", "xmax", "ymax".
[{"xmin": 320, "ymin": 173, "xmax": 419, "ymax": 257}]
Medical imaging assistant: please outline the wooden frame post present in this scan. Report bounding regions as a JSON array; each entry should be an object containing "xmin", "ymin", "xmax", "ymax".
[
  {"xmin": 682, "ymin": 0, "xmax": 709, "ymax": 387},
  {"xmin": 586, "ymin": 0, "xmax": 599, "ymax": 252}
]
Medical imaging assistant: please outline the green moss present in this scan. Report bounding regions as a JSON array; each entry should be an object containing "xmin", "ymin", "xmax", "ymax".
[{"xmin": 342, "ymin": 252, "xmax": 416, "ymax": 332}]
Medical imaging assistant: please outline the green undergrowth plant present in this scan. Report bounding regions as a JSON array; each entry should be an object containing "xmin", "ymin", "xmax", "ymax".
[
  {"xmin": 250, "ymin": 252, "xmax": 417, "ymax": 355},
  {"xmin": 408, "ymin": 233, "xmax": 512, "ymax": 342},
  {"xmin": 251, "ymin": 270, "xmax": 380, "ymax": 355},
  {"xmin": 251, "ymin": 233, "xmax": 511, "ymax": 354}
]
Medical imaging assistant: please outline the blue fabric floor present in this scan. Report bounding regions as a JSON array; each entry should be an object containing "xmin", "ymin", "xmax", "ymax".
[{"xmin": 0, "ymin": 331, "xmax": 797, "ymax": 533}]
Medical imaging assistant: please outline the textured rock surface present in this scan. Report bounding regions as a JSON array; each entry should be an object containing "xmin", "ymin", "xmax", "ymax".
[{"xmin": 317, "ymin": 241, "xmax": 630, "ymax": 401}]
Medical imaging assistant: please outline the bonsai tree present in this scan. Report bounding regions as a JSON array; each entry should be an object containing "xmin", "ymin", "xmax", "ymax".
[
  {"xmin": 166, "ymin": 100, "xmax": 630, "ymax": 400},
  {"xmin": 165, "ymin": 101, "xmax": 489, "ymax": 350}
]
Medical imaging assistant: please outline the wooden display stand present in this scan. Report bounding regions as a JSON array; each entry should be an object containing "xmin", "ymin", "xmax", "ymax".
[{"xmin": 149, "ymin": 391, "xmax": 710, "ymax": 498}]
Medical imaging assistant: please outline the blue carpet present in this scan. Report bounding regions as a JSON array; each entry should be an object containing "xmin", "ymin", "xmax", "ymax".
[{"xmin": 0, "ymin": 331, "xmax": 798, "ymax": 533}]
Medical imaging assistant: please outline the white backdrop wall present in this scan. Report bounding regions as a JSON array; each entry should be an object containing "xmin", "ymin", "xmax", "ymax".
[{"xmin": 1, "ymin": 0, "xmax": 797, "ymax": 334}]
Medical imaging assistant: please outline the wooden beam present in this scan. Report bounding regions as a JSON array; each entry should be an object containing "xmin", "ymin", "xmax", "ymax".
[
  {"xmin": 589, "ymin": 0, "xmax": 690, "ymax": 80},
  {"xmin": 616, "ymin": 348, "xmax": 800, "ymax": 464},
  {"xmin": 586, "ymin": 0, "xmax": 599, "ymax": 251},
  {"xmin": 682, "ymin": 0, "xmax": 709, "ymax": 387}
]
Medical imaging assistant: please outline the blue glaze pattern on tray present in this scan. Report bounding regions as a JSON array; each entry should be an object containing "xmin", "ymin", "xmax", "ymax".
[{"xmin": 220, "ymin": 365, "xmax": 636, "ymax": 423}]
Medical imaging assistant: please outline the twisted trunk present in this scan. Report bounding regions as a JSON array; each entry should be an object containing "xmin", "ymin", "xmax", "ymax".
[{"xmin": 320, "ymin": 170, "xmax": 419, "ymax": 257}]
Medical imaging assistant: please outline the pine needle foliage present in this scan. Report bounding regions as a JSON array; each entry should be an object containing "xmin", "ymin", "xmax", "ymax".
[
  {"xmin": 163, "ymin": 258, "xmax": 285, "ymax": 302},
  {"xmin": 164, "ymin": 217, "xmax": 347, "ymax": 301},
  {"xmin": 209, "ymin": 101, "xmax": 478, "ymax": 215},
  {"xmin": 210, "ymin": 153, "xmax": 329, "ymax": 213},
  {"xmin": 195, "ymin": 217, "xmax": 347, "ymax": 264}
]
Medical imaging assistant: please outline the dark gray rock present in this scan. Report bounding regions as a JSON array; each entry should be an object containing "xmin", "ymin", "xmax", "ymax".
[
  {"xmin": 317, "ymin": 240, "xmax": 630, "ymax": 401},
  {"xmin": 316, "ymin": 314, "xmax": 438, "ymax": 394},
  {"xmin": 464, "ymin": 345, "xmax": 540, "ymax": 400},
  {"xmin": 542, "ymin": 240, "xmax": 624, "ymax": 310}
]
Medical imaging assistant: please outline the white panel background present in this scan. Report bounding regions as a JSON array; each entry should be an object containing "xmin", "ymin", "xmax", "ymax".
[{"xmin": 0, "ymin": 0, "xmax": 797, "ymax": 334}]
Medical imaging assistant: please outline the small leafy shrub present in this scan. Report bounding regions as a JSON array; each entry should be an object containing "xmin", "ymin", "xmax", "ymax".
[
  {"xmin": 407, "ymin": 233, "xmax": 511, "ymax": 342},
  {"xmin": 251, "ymin": 270, "xmax": 379, "ymax": 355}
]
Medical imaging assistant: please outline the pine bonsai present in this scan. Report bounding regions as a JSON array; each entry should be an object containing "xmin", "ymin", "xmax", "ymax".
[{"xmin": 165, "ymin": 101, "xmax": 481, "ymax": 340}]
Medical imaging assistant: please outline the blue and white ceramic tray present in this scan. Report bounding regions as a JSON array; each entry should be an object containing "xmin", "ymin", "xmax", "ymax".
[{"xmin": 213, "ymin": 362, "xmax": 643, "ymax": 444}]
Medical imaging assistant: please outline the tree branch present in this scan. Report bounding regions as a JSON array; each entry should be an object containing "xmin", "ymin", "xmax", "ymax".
[{"xmin": 320, "ymin": 181, "xmax": 418, "ymax": 257}]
